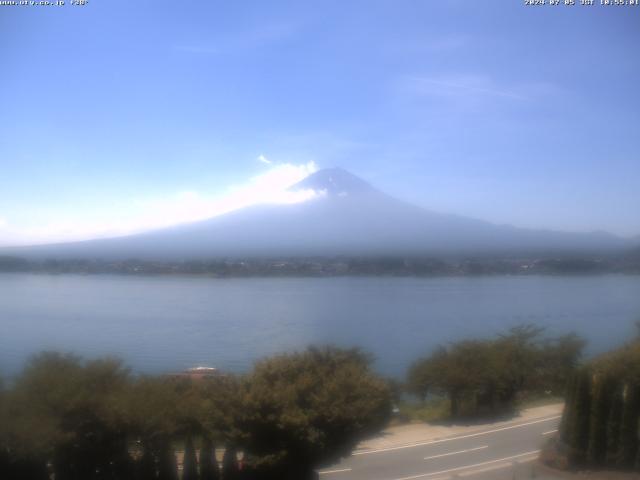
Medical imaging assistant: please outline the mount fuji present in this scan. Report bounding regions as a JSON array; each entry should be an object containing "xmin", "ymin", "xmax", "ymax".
[{"xmin": 2, "ymin": 168, "xmax": 631, "ymax": 260}]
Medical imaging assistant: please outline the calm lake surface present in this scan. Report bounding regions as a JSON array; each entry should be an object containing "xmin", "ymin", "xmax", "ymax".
[{"xmin": 1, "ymin": 273, "xmax": 639, "ymax": 378}]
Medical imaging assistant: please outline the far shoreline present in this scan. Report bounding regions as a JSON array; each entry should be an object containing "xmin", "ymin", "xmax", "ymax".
[{"xmin": 1, "ymin": 254, "xmax": 639, "ymax": 277}]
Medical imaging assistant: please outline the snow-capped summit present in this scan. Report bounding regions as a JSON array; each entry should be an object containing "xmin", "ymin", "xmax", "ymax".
[{"xmin": 290, "ymin": 168, "xmax": 378, "ymax": 197}]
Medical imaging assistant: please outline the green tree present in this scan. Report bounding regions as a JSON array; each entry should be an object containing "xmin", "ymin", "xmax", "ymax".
[
  {"xmin": 136, "ymin": 446, "xmax": 157, "ymax": 480},
  {"xmin": 539, "ymin": 332, "xmax": 586, "ymax": 395},
  {"xmin": 587, "ymin": 374, "xmax": 613, "ymax": 466},
  {"xmin": 408, "ymin": 326, "xmax": 584, "ymax": 419},
  {"xmin": 442, "ymin": 341, "xmax": 491, "ymax": 416},
  {"xmin": 599, "ymin": 337, "xmax": 640, "ymax": 470},
  {"xmin": 560, "ymin": 373, "xmax": 577, "ymax": 445},
  {"xmin": 558, "ymin": 336, "xmax": 640, "ymax": 472},
  {"xmin": 198, "ymin": 376, "xmax": 243, "ymax": 450},
  {"xmin": 126, "ymin": 376, "xmax": 182, "ymax": 479},
  {"xmin": 410, "ymin": 341, "xmax": 501, "ymax": 417},
  {"xmin": 157, "ymin": 439, "xmax": 178, "ymax": 480},
  {"xmin": 618, "ymin": 384, "xmax": 640, "ymax": 469},
  {"xmin": 199, "ymin": 436, "xmax": 219, "ymax": 480},
  {"xmin": 568, "ymin": 368, "xmax": 592, "ymax": 466},
  {"xmin": 605, "ymin": 383, "xmax": 624, "ymax": 465},
  {"xmin": 237, "ymin": 346, "xmax": 391, "ymax": 479},
  {"xmin": 0, "ymin": 375, "xmax": 7, "ymax": 478},
  {"xmin": 2, "ymin": 355, "xmax": 75, "ymax": 478},
  {"xmin": 222, "ymin": 447, "xmax": 239, "ymax": 480},
  {"xmin": 9, "ymin": 352, "xmax": 133, "ymax": 480},
  {"xmin": 495, "ymin": 325, "xmax": 545, "ymax": 399},
  {"xmin": 406, "ymin": 355, "xmax": 439, "ymax": 403},
  {"xmin": 183, "ymin": 436, "xmax": 199, "ymax": 480}
]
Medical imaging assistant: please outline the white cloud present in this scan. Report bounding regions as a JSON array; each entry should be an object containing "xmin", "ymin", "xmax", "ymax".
[
  {"xmin": 257, "ymin": 154, "xmax": 272, "ymax": 165},
  {"xmin": 0, "ymin": 161, "xmax": 320, "ymax": 247},
  {"xmin": 133, "ymin": 160, "xmax": 319, "ymax": 226}
]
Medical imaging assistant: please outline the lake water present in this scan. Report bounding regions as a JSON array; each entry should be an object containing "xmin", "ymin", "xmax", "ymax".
[{"xmin": 1, "ymin": 273, "xmax": 639, "ymax": 378}]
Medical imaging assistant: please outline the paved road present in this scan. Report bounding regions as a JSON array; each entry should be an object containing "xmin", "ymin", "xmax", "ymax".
[{"xmin": 317, "ymin": 414, "xmax": 562, "ymax": 480}]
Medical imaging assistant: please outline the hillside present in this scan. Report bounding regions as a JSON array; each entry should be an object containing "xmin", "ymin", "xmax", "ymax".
[{"xmin": 1, "ymin": 168, "xmax": 633, "ymax": 261}]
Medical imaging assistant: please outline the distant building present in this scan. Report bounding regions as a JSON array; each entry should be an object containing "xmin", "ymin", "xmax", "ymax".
[{"xmin": 168, "ymin": 366, "xmax": 222, "ymax": 380}]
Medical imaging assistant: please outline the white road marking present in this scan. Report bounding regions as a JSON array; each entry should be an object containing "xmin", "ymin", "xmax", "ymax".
[
  {"xmin": 542, "ymin": 429, "xmax": 558, "ymax": 435},
  {"xmin": 318, "ymin": 467, "xmax": 353, "ymax": 475},
  {"xmin": 457, "ymin": 462, "xmax": 511, "ymax": 477},
  {"xmin": 389, "ymin": 450, "xmax": 540, "ymax": 480},
  {"xmin": 424, "ymin": 445, "xmax": 488, "ymax": 460},
  {"xmin": 352, "ymin": 415, "xmax": 560, "ymax": 456},
  {"xmin": 458, "ymin": 454, "xmax": 537, "ymax": 477}
]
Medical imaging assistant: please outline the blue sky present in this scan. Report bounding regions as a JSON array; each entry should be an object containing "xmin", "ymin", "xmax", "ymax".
[{"xmin": 1, "ymin": 0, "xmax": 638, "ymax": 245}]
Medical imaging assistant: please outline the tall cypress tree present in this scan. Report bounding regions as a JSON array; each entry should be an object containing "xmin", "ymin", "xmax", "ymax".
[
  {"xmin": 222, "ymin": 447, "xmax": 239, "ymax": 480},
  {"xmin": 183, "ymin": 436, "xmax": 199, "ymax": 480},
  {"xmin": 4, "ymin": 457, "xmax": 49, "ymax": 480},
  {"xmin": 199, "ymin": 437, "xmax": 219, "ymax": 480},
  {"xmin": 606, "ymin": 382, "xmax": 624, "ymax": 466},
  {"xmin": 618, "ymin": 384, "xmax": 640, "ymax": 469},
  {"xmin": 157, "ymin": 440, "xmax": 178, "ymax": 480},
  {"xmin": 0, "ymin": 449, "xmax": 8, "ymax": 480},
  {"xmin": 587, "ymin": 374, "xmax": 613, "ymax": 466},
  {"xmin": 136, "ymin": 445, "xmax": 157, "ymax": 480},
  {"xmin": 560, "ymin": 373, "xmax": 578, "ymax": 444},
  {"xmin": 569, "ymin": 367, "xmax": 592, "ymax": 466}
]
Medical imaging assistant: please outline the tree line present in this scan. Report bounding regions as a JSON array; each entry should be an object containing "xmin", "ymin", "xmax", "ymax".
[
  {"xmin": 406, "ymin": 325, "xmax": 585, "ymax": 418},
  {"xmin": 3, "ymin": 254, "xmax": 639, "ymax": 276},
  {"xmin": 0, "ymin": 347, "xmax": 391, "ymax": 480},
  {"xmin": 0, "ymin": 325, "xmax": 588, "ymax": 480}
]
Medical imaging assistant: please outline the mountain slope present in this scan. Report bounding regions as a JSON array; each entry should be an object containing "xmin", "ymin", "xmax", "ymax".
[{"xmin": 3, "ymin": 168, "xmax": 632, "ymax": 260}]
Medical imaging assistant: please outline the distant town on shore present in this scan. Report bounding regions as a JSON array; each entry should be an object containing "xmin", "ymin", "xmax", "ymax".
[{"xmin": 1, "ymin": 253, "xmax": 639, "ymax": 277}]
